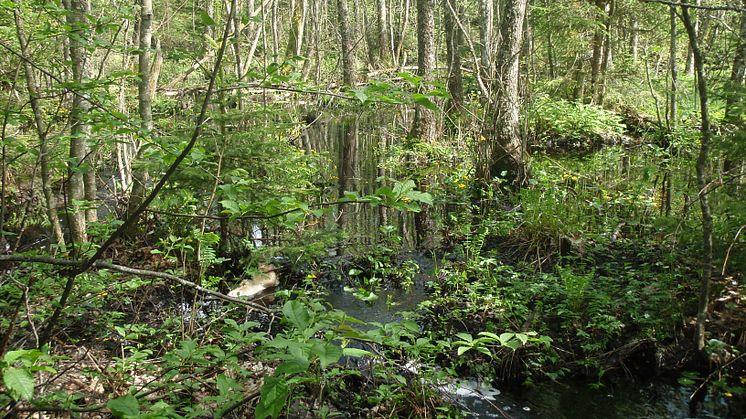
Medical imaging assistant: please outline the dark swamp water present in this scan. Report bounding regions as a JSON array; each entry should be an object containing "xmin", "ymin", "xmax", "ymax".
[
  {"xmin": 299, "ymin": 112, "xmax": 745, "ymax": 418},
  {"xmin": 322, "ymin": 254, "xmax": 742, "ymax": 418}
]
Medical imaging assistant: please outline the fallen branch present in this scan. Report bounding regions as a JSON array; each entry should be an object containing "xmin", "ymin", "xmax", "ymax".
[{"xmin": 0, "ymin": 255, "xmax": 271, "ymax": 313}]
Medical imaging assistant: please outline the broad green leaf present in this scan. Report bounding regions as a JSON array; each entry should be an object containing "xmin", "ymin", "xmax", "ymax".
[
  {"xmin": 256, "ymin": 376, "xmax": 288, "ymax": 419},
  {"xmin": 282, "ymin": 300, "xmax": 310, "ymax": 330},
  {"xmin": 107, "ymin": 394, "xmax": 139, "ymax": 418},
  {"xmin": 413, "ymin": 94, "xmax": 438, "ymax": 112},
  {"xmin": 342, "ymin": 347, "xmax": 374, "ymax": 357},
  {"xmin": 3, "ymin": 367, "xmax": 34, "ymax": 400},
  {"xmin": 405, "ymin": 190, "xmax": 433, "ymax": 205},
  {"xmin": 455, "ymin": 332, "xmax": 473, "ymax": 342},
  {"xmin": 456, "ymin": 346, "xmax": 471, "ymax": 356},
  {"xmin": 311, "ymin": 342, "xmax": 342, "ymax": 368},
  {"xmin": 499, "ymin": 333, "xmax": 515, "ymax": 346},
  {"xmin": 275, "ymin": 358, "xmax": 310, "ymax": 375},
  {"xmin": 477, "ymin": 332, "xmax": 501, "ymax": 341}
]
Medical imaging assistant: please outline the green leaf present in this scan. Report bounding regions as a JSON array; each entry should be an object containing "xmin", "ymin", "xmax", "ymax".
[
  {"xmin": 455, "ymin": 332, "xmax": 473, "ymax": 342},
  {"xmin": 216, "ymin": 374, "xmax": 240, "ymax": 396},
  {"xmin": 498, "ymin": 332, "xmax": 515, "ymax": 346},
  {"xmin": 275, "ymin": 358, "xmax": 310, "ymax": 375},
  {"xmin": 3, "ymin": 367, "xmax": 34, "ymax": 400},
  {"xmin": 413, "ymin": 94, "xmax": 438, "ymax": 112},
  {"xmin": 311, "ymin": 342, "xmax": 342, "ymax": 368},
  {"xmin": 342, "ymin": 347, "xmax": 374, "ymax": 357},
  {"xmin": 256, "ymin": 376, "xmax": 288, "ymax": 419},
  {"xmin": 282, "ymin": 300, "xmax": 311, "ymax": 330},
  {"xmin": 456, "ymin": 346, "xmax": 471, "ymax": 356},
  {"xmin": 197, "ymin": 10, "xmax": 215, "ymax": 26},
  {"xmin": 107, "ymin": 394, "xmax": 139, "ymax": 418},
  {"xmin": 405, "ymin": 190, "xmax": 433, "ymax": 205}
]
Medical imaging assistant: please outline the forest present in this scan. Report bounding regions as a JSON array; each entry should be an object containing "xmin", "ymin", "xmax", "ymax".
[{"xmin": 0, "ymin": 0, "xmax": 745, "ymax": 417}]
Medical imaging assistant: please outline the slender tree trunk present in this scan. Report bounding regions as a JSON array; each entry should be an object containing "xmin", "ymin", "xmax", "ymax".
[
  {"xmin": 63, "ymin": 0, "xmax": 92, "ymax": 244},
  {"xmin": 597, "ymin": 0, "xmax": 614, "ymax": 105},
  {"xmin": 127, "ymin": 0, "xmax": 154, "ymax": 230},
  {"xmin": 286, "ymin": 0, "xmax": 307, "ymax": 58},
  {"xmin": 479, "ymin": 0, "xmax": 494, "ymax": 81},
  {"xmin": 443, "ymin": 0, "xmax": 464, "ymax": 113},
  {"xmin": 725, "ymin": 1, "xmax": 746, "ymax": 126},
  {"xmin": 631, "ymin": 17, "xmax": 639, "ymax": 63},
  {"xmin": 337, "ymin": 0, "xmax": 356, "ymax": 85},
  {"xmin": 572, "ymin": 55, "xmax": 586, "ymax": 101},
  {"xmin": 589, "ymin": 0, "xmax": 608, "ymax": 104},
  {"xmin": 117, "ymin": 20, "xmax": 133, "ymax": 192},
  {"xmin": 377, "ymin": 0, "xmax": 391, "ymax": 63},
  {"xmin": 724, "ymin": 1, "xmax": 746, "ymax": 176},
  {"xmin": 681, "ymin": 5, "xmax": 714, "ymax": 353},
  {"xmin": 685, "ymin": 0, "xmax": 700, "ymax": 76},
  {"xmin": 412, "ymin": 0, "xmax": 436, "ymax": 141},
  {"xmin": 663, "ymin": 6, "xmax": 677, "ymax": 217},
  {"xmin": 13, "ymin": 2, "xmax": 66, "ymax": 250},
  {"xmin": 484, "ymin": 0, "xmax": 528, "ymax": 187},
  {"xmin": 395, "ymin": 0, "xmax": 411, "ymax": 67}
]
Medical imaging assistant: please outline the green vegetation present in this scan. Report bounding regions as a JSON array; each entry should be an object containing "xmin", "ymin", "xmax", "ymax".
[{"xmin": 1, "ymin": 0, "xmax": 745, "ymax": 417}]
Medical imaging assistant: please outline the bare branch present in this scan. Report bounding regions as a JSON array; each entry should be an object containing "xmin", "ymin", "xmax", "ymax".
[
  {"xmin": 640, "ymin": 0, "xmax": 746, "ymax": 12},
  {"xmin": 0, "ymin": 255, "xmax": 272, "ymax": 313}
]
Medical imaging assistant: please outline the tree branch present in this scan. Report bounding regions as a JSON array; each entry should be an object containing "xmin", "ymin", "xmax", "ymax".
[
  {"xmin": 640, "ymin": 0, "xmax": 746, "ymax": 12},
  {"xmin": 0, "ymin": 255, "xmax": 271, "ymax": 312}
]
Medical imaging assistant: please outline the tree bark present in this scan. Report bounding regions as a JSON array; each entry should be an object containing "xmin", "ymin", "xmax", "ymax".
[
  {"xmin": 590, "ymin": 0, "xmax": 609, "ymax": 104},
  {"xmin": 681, "ymin": 5, "xmax": 714, "ymax": 353},
  {"xmin": 13, "ymin": 1, "xmax": 66, "ymax": 250},
  {"xmin": 411, "ymin": 0, "xmax": 436, "ymax": 141},
  {"xmin": 484, "ymin": 0, "xmax": 528, "ymax": 187},
  {"xmin": 443, "ymin": 0, "xmax": 464, "ymax": 113},
  {"xmin": 597, "ymin": 0, "xmax": 614, "ymax": 105},
  {"xmin": 63, "ymin": 0, "xmax": 92, "ymax": 244},
  {"xmin": 377, "ymin": 0, "xmax": 391, "ymax": 63},
  {"xmin": 337, "ymin": 0, "xmax": 356, "ymax": 85},
  {"xmin": 724, "ymin": 1, "xmax": 746, "ymax": 176},
  {"xmin": 685, "ymin": 0, "xmax": 700, "ymax": 76},
  {"xmin": 126, "ymin": 0, "xmax": 155, "ymax": 230},
  {"xmin": 479, "ymin": 0, "xmax": 494, "ymax": 81},
  {"xmin": 286, "ymin": 0, "xmax": 307, "ymax": 58}
]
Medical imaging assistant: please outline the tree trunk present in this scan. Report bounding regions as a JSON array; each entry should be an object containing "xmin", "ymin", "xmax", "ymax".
[
  {"xmin": 411, "ymin": 0, "xmax": 436, "ymax": 141},
  {"xmin": 377, "ymin": 0, "xmax": 391, "ymax": 63},
  {"xmin": 681, "ymin": 5, "xmax": 714, "ymax": 353},
  {"xmin": 443, "ymin": 0, "xmax": 464, "ymax": 113},
  {"xmin": 479, "ymin": 0, "xmax": 494, "ymax": 81},
  {"xmin": 286, "ymin": 0, "xmax": 307, "ymax": 58},
  {"xmin": 725, "ymin": 2, "xmax": 746, "ymax": 126},
  {"xmin": 631, "ymin": 17, "xmax": 639, "ymax": 63},
  {"xmin": 662, "ymin": 5, "xmax": 677, "ymax": 217},
  {"xmin": 126, "ymin": 0, "xmax": 154, "ymax": 230},
  {"xmin": 13, "ymin": 2, "xmax": 66, "ymax": 250},
  {"xmin": 485, "ymin": 0, "xmax": 528, "ymax": 187},
  {"xmin": 685, "ymin": 0, "xmax": 700, "ymax": 76},
  {"xmin": 394, "ymin": 0, "xmax": 411, "ymax": 67},
  {"xmin": 724, "ymin": 1, "xmax": 746, "ymax": 176},
  {"xmin": 63, "ymin": 0, "xmax": 92, "ymax": 244},
  {"xmin": 596, "ymin": 0, "xmax": 614, "ymax": 105},
  {"xmin": 337, "ymin": 0, "xmax": 356, "ymax": 85},
  {"xmin": 589, "ymin": 0, "xmax": 608, "ymax": 104}
]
